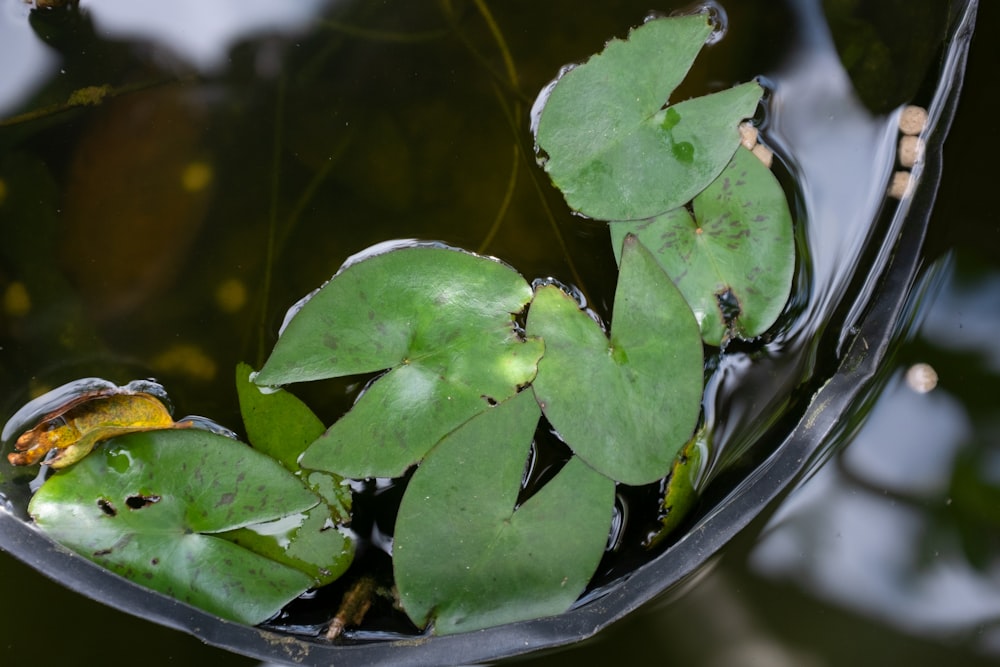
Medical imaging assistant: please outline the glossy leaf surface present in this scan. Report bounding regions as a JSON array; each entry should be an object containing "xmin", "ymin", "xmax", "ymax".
[
  {"xmin": 535, "ymin": 15, "xmax": 762, "ymax": 221},
  {"xmin": 610, "ymin": 146, "xmax": 795, "ymax": 344},
  {"xmin": 232, "ymin": 363, "xmax": 354, "ymax": 586},
  {"xmin": 255, "ymin": 245, "xmax": 543, "ymax": 479},
  {"xmin": 393, "ymin": 391, "xmax": 615, "ymax": 634},
  {"xmin": 527, "ymin": 236, "xmax": 703, "ymax": 485},
  {"xmin": 29, "ymin": 429, "xmax": 321, "ymax": 625}
]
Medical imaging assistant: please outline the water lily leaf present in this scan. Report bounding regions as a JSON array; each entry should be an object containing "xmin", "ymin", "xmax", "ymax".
[
  {"xmin": 393, "ymin": 390, "xmax": 615, "ymax": 635},
  {"xmin": 255, "ymin": 245, "xmax": 543, "ymax": 479},
  {"xmin": 535, "ymin": 14, "xmax": 762, "ymax": 221},
  {"xmin": 527, "ymin": 236, "xmax": 703, "ymax": 486},
  {"xmin": 220, "ymin": 508, "xmax": 354, "ymax": 588},
  {"xmin": 235, "ymin": 362, "xmax": 325, "ymax": 470},
  {"xmin": 235, "ymin": 362, "xmax": 351, "ymax": 519},
  {"xmin": 610, "ymin": 146, "xmax": 795, "ymax": 345},
  {"xmin": 232, "ymin": 362, "xmax": 354, "ymax": 586},
  {"xmin": 29, "ymin": 429, "xmax": 321, "ymax": 625}
]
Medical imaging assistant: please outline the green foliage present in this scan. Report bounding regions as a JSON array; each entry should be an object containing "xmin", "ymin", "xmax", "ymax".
[
  {"xmin": 231, "ymin": 363, "xmax": 354, "ymax": 586},
  {"xmin": 527, "ymin": 236, "xmax": 703, "ymax": 485},
  {"xmin": 609, "ymin": 146, "xmax": 795, "ymax": 344},
  {"xmin": 393, "ymin": 391, "xmax": 614, "ymax": 633},
  {"xmin": 28, "ymin": 430, "xmax": 324, "ymax": 625},
  {"xmin": 255, "ymin": 246, "xmax": 544, "ymax": 479},
  {"xmin": 535, "ymin": 14, "xmax": 762, "ymax": 221},
  {"xmin": 23, "ymin": 10, "xmax": 795, "ymax": 636}
]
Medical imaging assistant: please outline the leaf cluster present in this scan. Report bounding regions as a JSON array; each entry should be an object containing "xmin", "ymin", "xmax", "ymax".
[{"xmin": 25, "ymin": 11, "xmax": 795, "ymax": 636}]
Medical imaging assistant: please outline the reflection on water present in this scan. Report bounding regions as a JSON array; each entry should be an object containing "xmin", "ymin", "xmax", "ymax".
[{"xmin": 752, "ymin": 255, "xmax": 1000, "ymax": 650}]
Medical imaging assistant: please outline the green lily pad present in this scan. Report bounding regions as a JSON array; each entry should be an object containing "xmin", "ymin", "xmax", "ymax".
[
  {"xmin": 231, "ymin": 362, "xmax": 354, "ymax": 586},
  {"xmin": 235, "ymin": 362, "xmax": 351, "ymax": 518},
  {"xmin": 255, "ymin": 245, "xmax": 543, "ymax": 479},
  {"xmin": 393, "ymin": 390, "xmax": 615, "ymax": 634},
  {"xmin": 610, "ymin": 146, "xmax": 795, "ymax": 345},
  {"xmin": 527, "ymin": 236, "xmax": 703, "ymax": 486},
  {"xmin": 29, "ymin": 429, "xmax": 322, "ymax": 625},
  {"xmin": 220, "ymin": 508, "xmax": 353, "ymax": 588},
  {"xmin": 535, "ymin": 14, "xmax": 762, "ymax": 221}
]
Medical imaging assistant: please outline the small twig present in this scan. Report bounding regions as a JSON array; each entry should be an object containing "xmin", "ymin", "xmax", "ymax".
[
  {"xmin": 325, "ymin": 575, "xmax": 377, "ymax": 641},
  {"xmin": 0, "ymin": 78, "xmax": 182, "ymax": 128}
]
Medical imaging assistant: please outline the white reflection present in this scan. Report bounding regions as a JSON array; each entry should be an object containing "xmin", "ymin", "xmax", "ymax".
[
  {"xmin": 0, "ymin": 1, "xmax": 59, "ymax": 116},
  {"xmin": 767, "ymin": 0, "xmax": 899, "ymax": 331},
  {"xmin": 86, "ymin": 0, "xmax": 334, "ymax": 71},
  {"xmin": 921, "ymin": 266, "xmax": 1000, "ymax": 374},
  {"xmin": 842, "ymin": 373, "xmax": 970, "ymax": 495},
  {"xmin": 751, "ymin": 263, "xmax": 1000, "ymax": 647}
]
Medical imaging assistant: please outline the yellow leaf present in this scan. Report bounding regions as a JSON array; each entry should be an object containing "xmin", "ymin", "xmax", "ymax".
[{"xmin": 8, "ymin": 391, "xmax": 189, "ymax": 469}]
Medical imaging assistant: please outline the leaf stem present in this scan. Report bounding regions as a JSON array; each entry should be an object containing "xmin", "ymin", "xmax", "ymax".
[
  {"xmin": 257, "ymin": 74, "xmax": 287, "ymax": 367},
  {"xmin": 0, "ymin": 77, "xmax": 185, "ymax": 128}
]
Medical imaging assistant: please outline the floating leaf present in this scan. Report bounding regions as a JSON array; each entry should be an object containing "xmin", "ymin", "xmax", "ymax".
[
  {"xmin": 8, "ymin": 389, "xmax": 188, "ymax": 469},
  {"xmin": 527, "ymin": 236, "xmax": 703, "ymax": 486},
  {"xmin": 231, "ymin": 363, "xmax": 354, "ymax": 586},
  {"xmin": 535, "ymin": 15, "xmax": 762, "ymax": 221},
  {"xmin": 220, "ymin": 508, "xmax": 353, "ymax": 588},
  {"xmin": 393, "ymin": 390, "xmax": 615, "ymax": 634},
  {"xmin": 29, "ymin": 429, "xmax": 321, "ymax": 625},
  {"xmin": 610, "ymin": 146, "xmax": 795, "ymax": 345},
  {"xmin": 235, "ymin": 362, "xmax": 351, "ymax": 517},
  {"xmin": 256, "ymin": 245, "xmax": 543, "ymax": 479}
]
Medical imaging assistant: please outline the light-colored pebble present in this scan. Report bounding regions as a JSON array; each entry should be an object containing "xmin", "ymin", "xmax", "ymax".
[
  {"xmin": 898, "ymin": 135, "xmax": 924, "ymax": 168},
  {"xmin": 905, "ymin": 362, "xmax": 938, "ymax": 393},
  {"xmin": 752, "ymin": 142, "xmax": 773, "ymax": 168},
  {"xmin": 739, "ymin": 121, "xmax": 758, "ymax": 150},
  {"xmin": 888, "ymin": 170, "xmax": 911, "ymax": 199},
  {"xmin": 899, "ymin": 105, "xmax": 928, "ymax": 136}
]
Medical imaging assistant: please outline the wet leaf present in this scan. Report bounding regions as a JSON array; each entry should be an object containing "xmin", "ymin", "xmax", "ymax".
[
  {"xmin": 256, "ymin": 245, "xmax": 544, "ymax": 479},
  {"xmin": 393, "ymin": 390, "xmax": 615, "ymax": 634},
  {"xmin": 232, "ymin": 363, "xmax": 354, "ymax": 586},
  {"xmin": 535, "ymin": 14, "xmax": 762, "ymax": 221},
  {"xmin": 527, "ymin": 236, "xmax": 703, "ymax": 485},
  {"xmin": 235, "ymin": 362, "xmax": 351, "ymax": 518},
  {"xmin": 29, "ymin": 429, "xmax": 321, "ymax": 625},
  {"xmin": 220, "ymin": 508, "xmax": 353, "ymax": 588},
  {"xmin": 645, "ymin": 425, "xmax": 708, "ymax": 549},
  {"xmin": 610, "ymin": 146, "xmax": 795, "ymax": 345},
  {"xmin": 8, "ymin": 390, "xmax": 188, "ymax": 469}
]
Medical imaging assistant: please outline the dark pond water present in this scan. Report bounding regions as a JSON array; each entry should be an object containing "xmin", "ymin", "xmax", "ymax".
[{"xmin": 0, "ymin": 0, "xmax": 997, "ymax": 665}]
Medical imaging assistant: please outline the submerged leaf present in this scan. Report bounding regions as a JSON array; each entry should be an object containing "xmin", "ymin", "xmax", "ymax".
[
  {"xmin": 535, "ymin": 15, "xmax": 762, "ymax": 221},
  {"xmin": 527, "ymin": 236, "xmax": 703, "ymax": 485},
  {"xmin": 610, "ymin": 146, "xmax": 795, "ymax": 344},
  {"xmin": 29, "ymin": 429, "xmax": 321, "ymax": 625},
  {"xmin": 393, "ymin": 390, "xmax": 615, "ymax": 634},
  {"xmin": 256, "ymin": 245, "xmax": 543, "ymax": 479},
  {"xmin": 645, "ymin": 425, "xmax": 708, "ymax": 549}
]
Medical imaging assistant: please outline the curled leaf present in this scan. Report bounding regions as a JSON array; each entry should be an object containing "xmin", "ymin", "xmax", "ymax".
[{"xmin": 7, "ymin": 386, "xmax": 189, "ymax": 469}]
